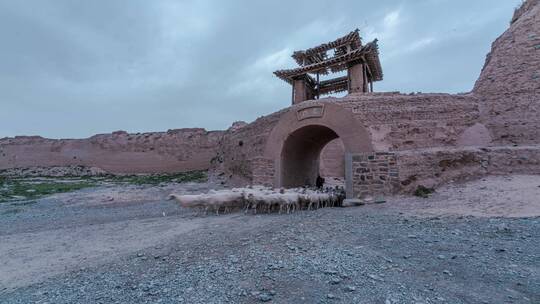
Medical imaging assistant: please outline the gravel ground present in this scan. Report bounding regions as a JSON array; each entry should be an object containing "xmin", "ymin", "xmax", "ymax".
[{"xmin": 1, "ymin": 176, "xmax": 539, "ymax": 303}]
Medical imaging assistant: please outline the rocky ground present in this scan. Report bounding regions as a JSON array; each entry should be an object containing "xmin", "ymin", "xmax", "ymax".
[{"xmin": 0, "ymin": 175, "xmax": 539, "ymax": 304}]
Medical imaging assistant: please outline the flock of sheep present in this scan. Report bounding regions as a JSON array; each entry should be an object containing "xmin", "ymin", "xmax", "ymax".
[{"xmin": 168, "ymin": 186, "xmax": 345, "ymax": 215}]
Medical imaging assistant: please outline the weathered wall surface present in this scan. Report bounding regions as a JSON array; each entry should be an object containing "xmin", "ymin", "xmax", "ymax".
[
  {"xmin": 349, "ymin": 152, "xmax": 399, "ymax": 199},
  {"xmin": 397, "ymin": 145, "xmax": 540, "ymax": 192},
  {"xmin": 0, "ymin": 129, "xmax": 224, "ymax": 174},
  {"xmin": 320, "ymin": 139, "xmax": 345, "ymax": 178},
  {"xmin": 339, "ymin": 93, "xmax": 481, "ymax": 151},
  {"xmin": 474, "ymin": 0, "xmax": 540, "ymax": 145},
  {"xmin": 209, "ymin": 111, "xmax": 287, "ymax": 185},
  {"xmin": 474, "ymin": 0, "xmax": 540, "ymax": 97},
  {"xmin": 348, "ymin": 144, "xmax": 540, "ymax": 198},
  {"xmin": 214, "ymin": 93, "xmax": 481, "ymax": 186}
]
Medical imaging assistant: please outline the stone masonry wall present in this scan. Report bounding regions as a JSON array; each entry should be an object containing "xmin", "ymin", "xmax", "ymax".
[{"xmin": 350, "ymin": 152, "xmax": 400, "ymax": 199}]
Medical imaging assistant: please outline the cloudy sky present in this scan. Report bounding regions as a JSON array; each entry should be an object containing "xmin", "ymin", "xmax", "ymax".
[{"xmin": 0, "ymin": 0, "xmax": 521, "ymax": 139}]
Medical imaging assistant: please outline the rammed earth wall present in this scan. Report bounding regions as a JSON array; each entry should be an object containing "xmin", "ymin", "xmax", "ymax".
[{"xmin": 0, "ymin": 129, "xmax": 224, "ymax": 174}]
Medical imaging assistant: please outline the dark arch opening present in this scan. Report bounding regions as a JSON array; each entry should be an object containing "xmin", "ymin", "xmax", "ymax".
[{"xmin": 280, "ymin": 125, "xmax": 340, "ymax": 188}]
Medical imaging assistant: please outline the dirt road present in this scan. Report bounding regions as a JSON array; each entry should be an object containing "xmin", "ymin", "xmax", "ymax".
[{"xmin": 1, "ymin": 175, "xmax": 539, "ymax": 303}]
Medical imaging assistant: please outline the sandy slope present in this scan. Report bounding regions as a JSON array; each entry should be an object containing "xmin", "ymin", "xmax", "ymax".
[{"xmin": 382, "ymin": 175, "xmax": 540, "ymax": 218}]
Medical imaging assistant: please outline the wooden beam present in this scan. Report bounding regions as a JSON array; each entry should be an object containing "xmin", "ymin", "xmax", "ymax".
[
  {"xmin": 363, "ymin": 64, "xmax": 368, "ymax": 92},
  {"xmin": 316, "ymin": 72, "xmax": 320, "ymax": 99}
]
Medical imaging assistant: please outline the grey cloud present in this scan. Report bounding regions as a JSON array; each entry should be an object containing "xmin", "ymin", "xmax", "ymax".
[{"xmin": 0, "ymin": 0, "xmax": 522, "ymax": 138}]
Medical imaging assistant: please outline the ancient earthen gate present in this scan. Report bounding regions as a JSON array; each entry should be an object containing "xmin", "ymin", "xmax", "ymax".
[
  {"xmin": 257, "ymin": 101, "xmax": 403, "ymax": 199},
  {"xmin": 263, "ymin": 103, "xmax": 373, "ymax": 190},
  {"xmin": 217, "ymin": 1, "xmax": 540, "ymax": 199},
  {"xmin": 267, "ymin": 31, "xmax": 386, "ymax": 198}
]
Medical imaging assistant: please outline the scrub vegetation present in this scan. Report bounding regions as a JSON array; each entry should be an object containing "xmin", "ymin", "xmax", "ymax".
[{"xmin": 0, "ymin": 170, "xmax": 207, "ymax": 203}]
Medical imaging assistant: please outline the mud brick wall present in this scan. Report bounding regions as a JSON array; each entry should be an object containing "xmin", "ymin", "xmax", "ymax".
[
  {"xmin": 340, "ymin": 93, "xmax": 481, "ymax": 151},
  {"xmin": 350, "ymin": 152, "xmax": 399, "ymax": 198}
]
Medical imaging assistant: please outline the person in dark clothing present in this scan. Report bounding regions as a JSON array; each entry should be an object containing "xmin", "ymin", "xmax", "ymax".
[{"xmin": 316, "ymin": 175, "xmax": 325, "ymax": 189}]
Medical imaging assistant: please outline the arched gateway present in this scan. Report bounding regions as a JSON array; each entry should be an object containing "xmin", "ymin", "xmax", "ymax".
[
  {"xmin": 249, "ymin": 28, "xmax": 394, "ymax": 199},
  {"xmin": 261, "ymin": 102, "xmax": 373, "ymax": 198},
  {"xmin": 280, "ymin": 124, "xmax": 339, "ymax": 188}
]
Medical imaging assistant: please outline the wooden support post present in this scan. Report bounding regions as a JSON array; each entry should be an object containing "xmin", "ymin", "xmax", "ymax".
[
  {"xmin": 316, "ymin": 72, "xmax": 320, "ymax": 99},
  {"xmin": 347, "ymin": 63, "xmax": 364, "ymax": 94},
  {"xmin": 291, "ymin": 83, "xmax": 295, "ymax": 103},
  {"xmin": 363, "ymin": 64, "xmax": 368, "ymax": 93},
  {"xmin": 292, "ymin": 77, "xmax": 309, "ymax": 104}
]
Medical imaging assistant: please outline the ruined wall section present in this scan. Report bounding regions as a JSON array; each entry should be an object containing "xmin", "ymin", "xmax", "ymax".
[
  {"xmin": 0, "ymin": 128, "xmax": 224, "ymax": 174},
  {"xmin": 474, "ymin": 0, "xmax": 540, "ymax": 145},
  {"xmin": 214, "ymin": 93, "xmax": 482, "ymax": 187},
  {"xmin": 475, "ymin": 0, "xmax": 540, "ymax": 96},
  {"xmin": 397, "ymin": 145, "xmax": 540, "ymax": 193},
  {"xmin": 339, "ymin": 93, "xmax": 481, "ymax": 151},
  {"xmin": 210, "ymin": 111, "xmax": 287, "ymax": 186},
  {"xmin": 387, "ymin": 0, "xmax": 540, "ymax": 194},
  {"xmin": 318, "ymin": 93, "xmax": 481, "ymax": 185}
]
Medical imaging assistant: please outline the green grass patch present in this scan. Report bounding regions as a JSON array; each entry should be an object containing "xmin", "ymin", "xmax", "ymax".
[
  {"xmin": 0, "ymin": 170, "xmax": 207, "ymax": 203},
  {"xmin": 0, "ymin": 180, "xmax": 97, "ymax": 203},
  {"xmin": 106, "ymin": 170, "xmax": 207, "ymax": 185}
]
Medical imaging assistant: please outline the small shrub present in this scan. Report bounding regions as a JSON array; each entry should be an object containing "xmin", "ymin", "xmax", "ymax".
[{"xmin": 414, "ymin": 185, "xmax": 435, "ymax": 198}]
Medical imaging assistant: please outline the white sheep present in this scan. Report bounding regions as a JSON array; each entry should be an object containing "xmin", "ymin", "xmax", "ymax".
[
  {"xmin": 167, "ymin": 194, "xmax": 206, "ymax": 208},
  {"xmin": 168, "ymin": 185, "xmax": 344, "ymax": 215}
]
